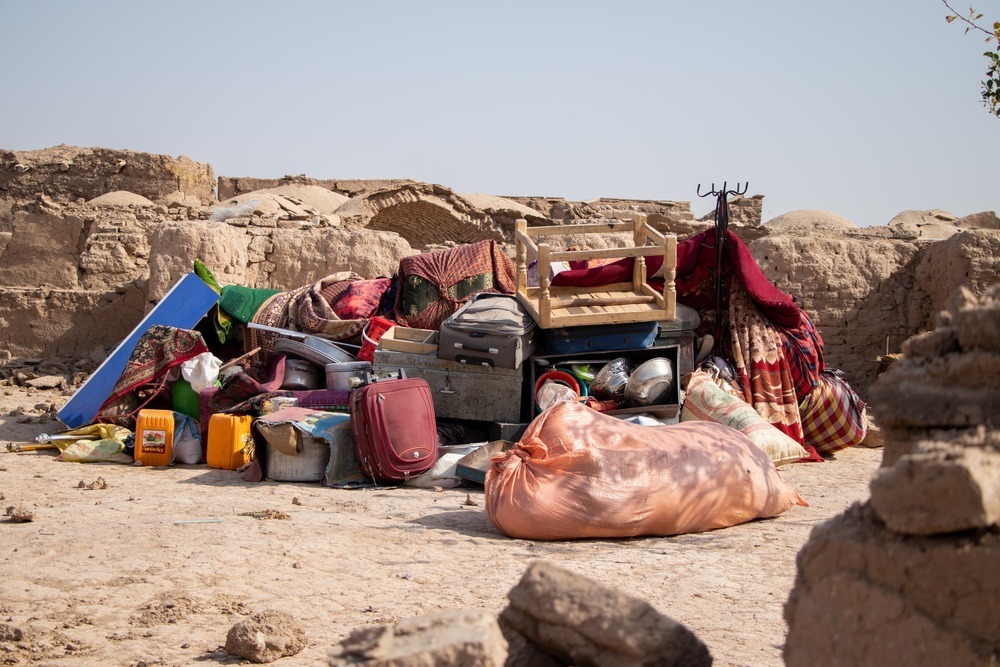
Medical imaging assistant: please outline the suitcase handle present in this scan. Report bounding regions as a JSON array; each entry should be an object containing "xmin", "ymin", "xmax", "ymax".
[{"xmin": 453, "ymin": 341, "xmax": 499, "ymax": 355}]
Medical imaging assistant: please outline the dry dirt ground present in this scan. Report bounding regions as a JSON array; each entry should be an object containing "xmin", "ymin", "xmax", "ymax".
[{"xmin": 0, "ymin": 384, "xmax": 883, "ymax": 667}]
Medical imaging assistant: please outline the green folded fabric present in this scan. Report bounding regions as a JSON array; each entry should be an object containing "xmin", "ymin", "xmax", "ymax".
[
  {"xmin": 193, "ymin": 259, "xmax": 223, "ymax": 293},
  {"xmin": 194, "ymin": 260, "xmax": 233, "ymax": 343},
  {"xmin": 219, "ymin": 285, "xmax": 282, "ymax": 323}
]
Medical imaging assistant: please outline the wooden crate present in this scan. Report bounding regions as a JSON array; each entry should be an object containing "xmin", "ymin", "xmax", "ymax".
[
  {"xmin": 377, "ymin": 326, "xmax": 439, "ymax": 354},
  {"xmin": 513, "ymin": 214, "xmax": 677, "ymax": 329}
]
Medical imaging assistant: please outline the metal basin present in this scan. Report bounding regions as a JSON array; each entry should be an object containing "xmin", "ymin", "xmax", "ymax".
[
  {"xmin": 589, "ymin": 358, "xmax": 633, "ymax": 404},
  {"xmin": 625, "ymin": 357, "xmax": 675, "ymax": 407}
]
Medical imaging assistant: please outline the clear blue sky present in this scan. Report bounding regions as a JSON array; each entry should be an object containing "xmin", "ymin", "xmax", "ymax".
[{"xmin": 1, "ymin": 1, "xmax": 997, "ymax": 225}]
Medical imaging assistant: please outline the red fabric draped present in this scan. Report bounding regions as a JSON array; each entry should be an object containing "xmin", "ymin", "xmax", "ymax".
[
  {"xmin": 551, "ymin": 229, "xmax": 801, "ymax": 328},
  {"xmin": 549, "ymin": 229, "xmax": 828, "ymax": 448}
]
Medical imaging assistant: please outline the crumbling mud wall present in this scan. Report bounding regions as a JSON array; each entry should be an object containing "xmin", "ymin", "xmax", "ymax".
[
  {"xmin": 745, "ymin": 228, "xmax": 1000, "ymax": 398},
  {"xmin": 0, "ymin": 145, "xmax": 997, "ymax": 404},
  {"xmin": 218, "ymin": 175, "xmax": 416, "ymax": 200},
  {"xmin": 747, "ymin": 231, "xmax": 927, "ymax": 396},
  {"xmin": 508, "ymin": 195, "xmax": 699, "ymax": 226},
  {"xmin": 783, "ymin": 286, "xmax": 1000, "ymax": 666},
  {"xmin": 0, "ymin": 145, "xmax": 215, "ymax": 206},
  {"xmin": 0, "ymin": 203, "xmax": 416, "ymax": 362}
]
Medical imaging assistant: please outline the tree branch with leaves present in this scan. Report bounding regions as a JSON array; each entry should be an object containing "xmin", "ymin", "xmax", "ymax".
[{"xmin": 942, "ymin": 1, "xmax": 1000, "ymax": 117}]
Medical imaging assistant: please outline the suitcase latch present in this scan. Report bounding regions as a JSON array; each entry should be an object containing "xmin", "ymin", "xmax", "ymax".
[{"xmin": 439, "ymin": 375, "xmax": 457, "ymax": 395}]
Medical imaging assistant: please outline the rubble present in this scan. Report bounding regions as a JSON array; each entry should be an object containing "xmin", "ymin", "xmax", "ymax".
[
  {"xmin": 784, "ymin": 284, "xmax": 1000, "ymax": 666},
  {"xmin": 325, "ymin": 561, "xmax": 712, "ymax": 666},
  {"xmin": 328, "ymin": 608, "xmax": 508, "ymax": 667},
  {"xmin": 5, "ymin": 505, "xmax": 36, "ymax": 522},
  {"xmin": 225, "ymin": 609, "xmax": 306, "ymax": 663},
  {"xmin": 500, "ymin": 560, "xmax": 712, "ymax": 667}
]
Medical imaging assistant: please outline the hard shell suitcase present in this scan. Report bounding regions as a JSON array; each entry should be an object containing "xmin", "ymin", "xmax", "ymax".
[
  {"xmin": 543, "ymin": 321, "xmax": 658, "ymax": 355},
  {"xmin": 438, "ymin": 293, "xmax": 538, "ymax": 369},
  {"xmin": 207, "ymin": 413, "xmax": 254, "ymax": 470},
  {"xmin": 350, "ymin": 377, "xmax": 437, "ymax": 482}
]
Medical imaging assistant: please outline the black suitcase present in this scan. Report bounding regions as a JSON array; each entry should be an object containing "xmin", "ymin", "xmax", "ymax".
[{"xmin": 437, "ymin": 293, "xmax": 538, "ymax": 369}]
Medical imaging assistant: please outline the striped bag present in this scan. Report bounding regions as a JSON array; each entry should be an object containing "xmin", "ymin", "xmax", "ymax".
[{"xmin": 798, "ymin": 370, "xmax": 867, "ymax": 457}]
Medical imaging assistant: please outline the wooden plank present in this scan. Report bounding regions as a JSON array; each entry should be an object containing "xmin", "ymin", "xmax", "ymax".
[
  {"xmin": 525, "ymin": 221, "xmax": 635, "ymax": 237},
  {"xmin": 548, "ymin": 246, "xmax": 663, "ymax": 262},
  {"xmin": 514, "ymin": 228, "xmax": 537, "ymax": 255},
  {"xmin": 515, "ymin": 292, "xmax": 543, "ymax": 325},
  {"xmin": 549, "ymin": 294, "xmax": 655, "ymax": 308},
  {"xmin": 641, "ymin": 223, "xmax": 668, "ymax": 245}
]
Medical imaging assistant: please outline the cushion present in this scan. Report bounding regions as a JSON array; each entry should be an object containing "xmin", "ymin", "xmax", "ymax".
[{"xmin": 681, "ymin": 370, "xmax": 808, "ymax": 466}]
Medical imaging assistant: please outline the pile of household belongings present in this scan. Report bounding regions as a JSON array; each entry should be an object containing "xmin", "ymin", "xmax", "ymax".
[{"xmin": 51, "ymin": 229, "xmax": 867, "ymax": 541}]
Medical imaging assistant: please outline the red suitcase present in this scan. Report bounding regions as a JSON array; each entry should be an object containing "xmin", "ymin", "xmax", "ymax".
[{"xmin": 350, "ymin": 378, "xmax": 438, "ymax": 482}]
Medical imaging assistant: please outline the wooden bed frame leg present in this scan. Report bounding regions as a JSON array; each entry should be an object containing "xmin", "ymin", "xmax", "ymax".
[
  {"xmin": 538, "ymin": 242, "xmax": 551, "ymax": 328},
  {"xmin": 515, "ymin": 218, "xmax": 527, "ymax": 295},
  {"xmin": 664, "ymin": 234, "xmax": 677, "ymax": 320}
]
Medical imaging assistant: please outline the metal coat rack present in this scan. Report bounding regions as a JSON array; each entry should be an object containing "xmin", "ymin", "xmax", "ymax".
[{"xmin": 696, "ymin": 181, "xmax": 749, "ymax": 356}]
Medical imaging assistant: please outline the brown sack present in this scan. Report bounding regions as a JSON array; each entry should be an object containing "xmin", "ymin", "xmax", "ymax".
[{"xmin": 485, "ymin": 401, "xmax": 807, "ymax": 540}]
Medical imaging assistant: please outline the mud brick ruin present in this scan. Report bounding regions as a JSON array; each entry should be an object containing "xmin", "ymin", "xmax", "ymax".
[
  {"xmin": 784, "ymin": 286, "xmax": 1000, "ymax": 666},
  {"xmin": 3, "ymin": 144, "xmax": 998, "ymax": 404}
]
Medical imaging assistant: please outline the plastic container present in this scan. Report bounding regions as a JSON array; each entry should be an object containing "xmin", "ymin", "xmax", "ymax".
[
  {"xmin": 358, "ymin": 316, "xmax": 395, "ymax": 362},
  {"xmin": 171, "ymin": 379, "xmax": 200, "ymax": 419},
  {"xmin": 325, "ymin": 361, "xmax": 372, "ymax": 391},
  {"xmin": 135, "ymin": 409, "xmax": 174, "ymax": 466},
  {"xmin": 207, "ymin": 414, "xmax": 254, "ymax": 470}
]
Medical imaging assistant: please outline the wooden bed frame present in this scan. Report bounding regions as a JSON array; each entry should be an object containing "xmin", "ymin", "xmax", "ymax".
[{"xmin": 514, "ymin": 214, "xmax": 677, "ymax": 329}]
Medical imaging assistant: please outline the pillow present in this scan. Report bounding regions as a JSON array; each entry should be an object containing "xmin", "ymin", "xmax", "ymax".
[{"xmin": 681, "ymin": 371, "xmax": 808, "ymax": 466}]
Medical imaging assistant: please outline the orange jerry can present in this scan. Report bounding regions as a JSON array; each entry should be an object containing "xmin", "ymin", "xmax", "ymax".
[
  {"xmin": 134, "ymin": 409, "xmax": 174, "ymax": 467},
  {"xmin": 207, "ymin": 414, "xmax": 254, "ymax": 470}
]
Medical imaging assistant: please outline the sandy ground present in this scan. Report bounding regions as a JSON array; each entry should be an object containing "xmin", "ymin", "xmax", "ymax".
[{"xmin": 0, "ymin": 383, "xmax": 883, "ymax": 667}]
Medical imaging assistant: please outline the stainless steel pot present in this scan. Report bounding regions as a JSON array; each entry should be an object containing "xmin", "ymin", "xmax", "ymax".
[
  {"xmin": 281, "ymin": 359, "xmax": 321, "ymax": 390},
  {"xmin": 589, "ymin": 358, "xmax": 633, "ymax": 404}
]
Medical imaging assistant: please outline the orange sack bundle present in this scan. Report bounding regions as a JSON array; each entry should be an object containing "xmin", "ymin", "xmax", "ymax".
[{"xmin": 485, "ymin": 401, "xmax": 807, "ymax": 540}]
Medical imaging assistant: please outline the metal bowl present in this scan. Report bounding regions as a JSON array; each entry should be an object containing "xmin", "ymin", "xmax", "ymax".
[
  {"xmin": 589, "ymin": 358, "xmax": 633, "ymax": 404},
  {"xmin": 624, "ymin": 357, "xmax": 675, "ymax": 407}
]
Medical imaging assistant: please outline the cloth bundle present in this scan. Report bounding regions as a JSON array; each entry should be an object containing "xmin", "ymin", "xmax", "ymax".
[
  {"xmin": 394, "ymin": 240, "xmax": 516, "ymax": 330},
  {"xmin": 799, "ymin": 370, "xmax": 868, "ymax": 457},
  {"xmin": 485, "ymin": 401, "xmax": 806, "ymax": 540}
]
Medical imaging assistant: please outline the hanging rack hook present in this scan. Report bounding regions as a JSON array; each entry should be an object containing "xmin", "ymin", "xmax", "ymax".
[
  {"xmin": 726, "ymin": 181, "xmax": 749, "ymax": 197},
  {"xmin": 696, "ymin": 183, "xmax": 720, "ymax": 198}
]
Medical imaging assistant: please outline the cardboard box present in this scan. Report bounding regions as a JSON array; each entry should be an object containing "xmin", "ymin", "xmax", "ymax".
[{"xmin": 378, "ymin": 327, "xmax": 439, "ymax": 355}]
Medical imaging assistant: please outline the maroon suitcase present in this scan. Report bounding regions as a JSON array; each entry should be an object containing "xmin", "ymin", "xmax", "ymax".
[{"xmin": 350, "ymin": 377, "xmax": 438, "ymax": 482}]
